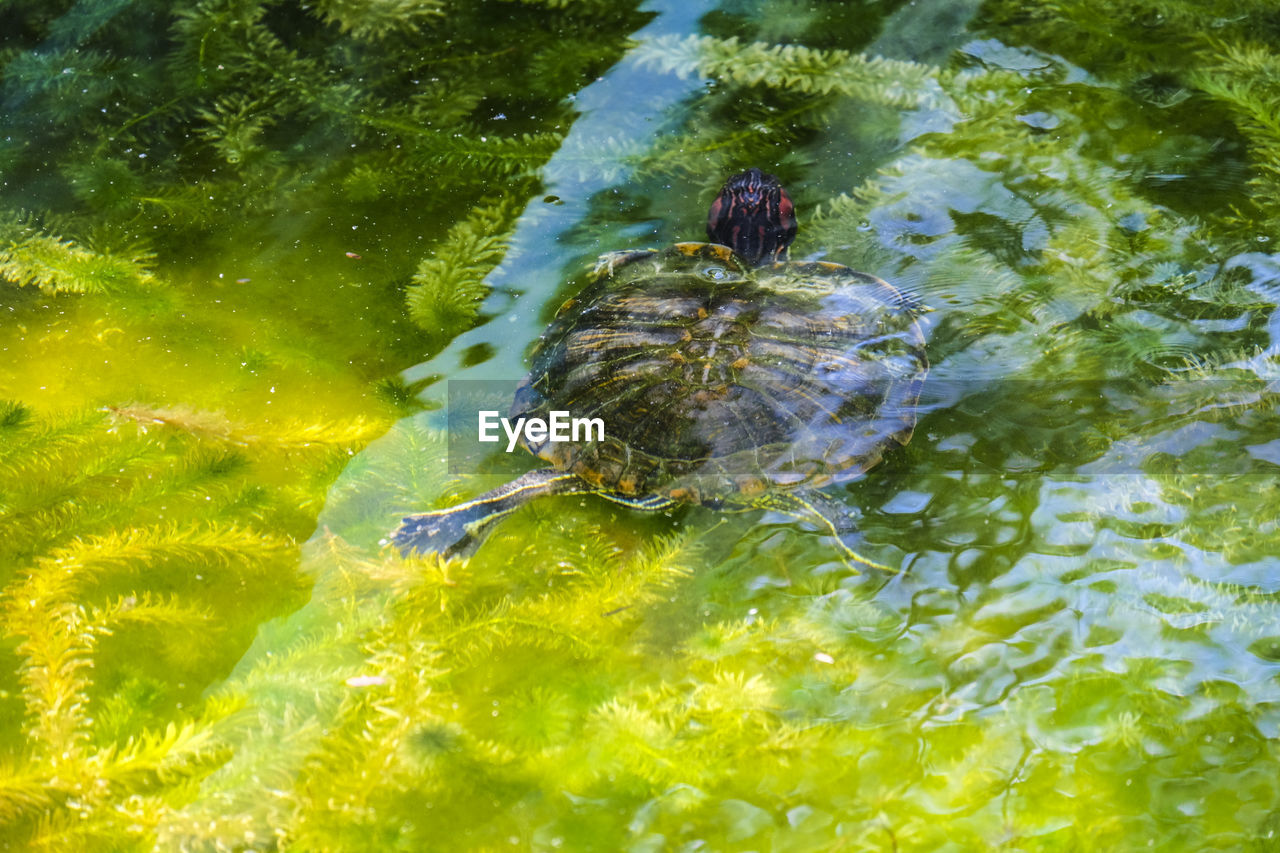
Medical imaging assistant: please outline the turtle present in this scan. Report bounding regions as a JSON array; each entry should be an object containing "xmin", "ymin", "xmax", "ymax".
[{"xmin": 391, "ymin": 168, "xmax": 928, "ymax": 564}]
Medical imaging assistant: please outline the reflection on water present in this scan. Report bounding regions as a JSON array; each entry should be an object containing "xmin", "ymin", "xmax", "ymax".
[{"xmin": 2, "ymin": 0, "xmax": 1280, "ymax": 848}]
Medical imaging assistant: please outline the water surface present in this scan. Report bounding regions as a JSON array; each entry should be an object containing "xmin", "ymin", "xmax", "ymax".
[{"xmin": 2, "ymin": 0, "xmax": 1279, "ymax": 849}]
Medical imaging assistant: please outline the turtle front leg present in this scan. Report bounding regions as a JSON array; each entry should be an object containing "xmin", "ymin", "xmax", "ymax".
[
  {"xmin": 594, "ymin": 491, "xmax": 679, "ymax": 512},
  {"xmin": 389, "ymin": 469, "xmax": 596, "ymax": 558},
  {"xmin": 762, "ymin": 490, "xmax": 897, "ymax": 572}
]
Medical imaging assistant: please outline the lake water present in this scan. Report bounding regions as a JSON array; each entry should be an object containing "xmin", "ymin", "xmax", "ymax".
[{"xmin": 2, "ymin": 0, "xmax": 1279, "ymax": 849}]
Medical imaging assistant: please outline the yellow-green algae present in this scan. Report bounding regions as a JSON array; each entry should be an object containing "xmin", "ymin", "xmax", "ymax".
[{"xmin": 2, "ymin": 0, "xmax": 1280, "ymax": 850}]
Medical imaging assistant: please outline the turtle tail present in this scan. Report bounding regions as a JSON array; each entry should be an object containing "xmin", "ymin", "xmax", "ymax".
[{"xmin": 389, "ymin": 469, "xmax": 593, "ymax": 558}]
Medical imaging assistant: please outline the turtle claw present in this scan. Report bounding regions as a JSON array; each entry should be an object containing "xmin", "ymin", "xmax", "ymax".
[{"xmin": 391, "ymin": 510, "xmax": 481, "ymax": 559}]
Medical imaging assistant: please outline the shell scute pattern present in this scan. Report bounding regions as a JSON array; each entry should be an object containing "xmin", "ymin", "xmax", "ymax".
[{"xmin": 512, "ymin": 240, "xmax": 926, "ymax": 503}]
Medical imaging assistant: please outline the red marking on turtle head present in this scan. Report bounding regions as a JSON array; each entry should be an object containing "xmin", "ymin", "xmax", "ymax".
[{"xmin": 706, "ymin": 168, "xmax": 797, "ymax": 266}]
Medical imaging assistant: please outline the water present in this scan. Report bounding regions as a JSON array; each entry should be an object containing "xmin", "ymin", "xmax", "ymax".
[{"xmin": 2, "ymin": 0, "xmax": 1279, "ymax": 850}]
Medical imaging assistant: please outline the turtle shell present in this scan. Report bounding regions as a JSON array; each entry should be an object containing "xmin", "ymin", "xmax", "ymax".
[{"xmin": 510, "ymin": 242, "xmax": 927, "ymax": 504}]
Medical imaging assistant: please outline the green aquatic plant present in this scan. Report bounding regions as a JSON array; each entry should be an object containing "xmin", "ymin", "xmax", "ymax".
[
  {"xmin": 0, "ymin": 402, "xmax": 391, "ymax": 849},
  {"xmin": 635, "ymin": 33, "xmax": 942, "ymax": 106},
  {"xmin": 313, "ymin": 0, "xmax": 444, "ymax": 39},
  {"xmin": 158, "ymin": 459, "xmax": 1280, "ymax": 850},
  {"xmin": 0, "ymin": 215, "xmax": 156, "ymax": 295},
  {"xmin": 1193, "ymin": 40, "xmax": 1280, "ymax": 225},
  {"xmin": 404, "ymin": 200, "xmax": 520, "ymax": 340},
  {"xmin": 0, "ymin": 0, "xmax": 655, "ymax": 845},
  {"xmin": 158, "ymin": 496, "xmax": 709, "ymax": 849},
  {"xmin": 977, "ymin": 0, "xmax": 1280, "ymax": 230},
  {"xmin": 2, "ymin": 0, "xmax": 643, "ymax": 348}
]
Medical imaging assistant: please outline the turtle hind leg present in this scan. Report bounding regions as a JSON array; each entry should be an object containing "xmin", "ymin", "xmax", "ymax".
[
  {"xmin": 762, "ymin": 490, "xmax": 897, "ymax": 573},
  {"xmin": 389, "ymin": 469, "xmax": 594, "ymax": 559}
]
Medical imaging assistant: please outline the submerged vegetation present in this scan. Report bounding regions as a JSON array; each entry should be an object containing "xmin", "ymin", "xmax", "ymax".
[{"xmin": 2, "ymin": 0, "xmax": 1280, "ymax": 849}]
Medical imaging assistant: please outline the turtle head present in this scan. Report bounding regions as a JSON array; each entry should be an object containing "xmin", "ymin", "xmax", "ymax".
[{"xmin": 706, "ymin": 168, "xmax": 797, "ymax": 266}]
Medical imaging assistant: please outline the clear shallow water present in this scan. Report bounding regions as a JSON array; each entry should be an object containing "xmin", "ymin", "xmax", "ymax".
[{"xmin": 2, "ymin": 0, "xmax": 1280, "ymax": 850}]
